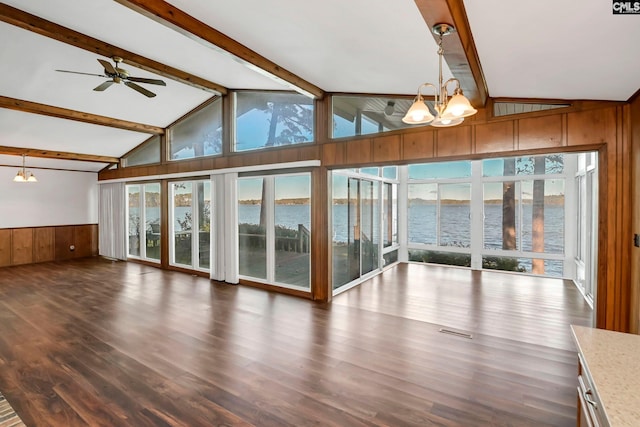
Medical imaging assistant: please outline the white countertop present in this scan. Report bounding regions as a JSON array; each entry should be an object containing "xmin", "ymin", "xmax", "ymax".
[{"xmin": 571, "ymin": 325, "xmax": 640, "ymax": 427}]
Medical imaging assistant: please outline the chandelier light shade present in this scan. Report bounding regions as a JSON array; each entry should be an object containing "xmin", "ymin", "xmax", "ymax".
[
  {"xmin": 402, "ymin": 23, "xmax": 477, "ymax": 127},
  {"xmin": 13, "ymin": 154, "xmax": 37, "ymax": 183}
]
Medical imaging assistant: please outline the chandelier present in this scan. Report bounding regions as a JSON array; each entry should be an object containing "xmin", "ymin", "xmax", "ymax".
[
  {"xmin": 13, "ymin": 154, "xmax": 38, "ymax": 183},
  {"xmin": 402, "ymin": 23, "xmax": 477, "ymax": 127}
]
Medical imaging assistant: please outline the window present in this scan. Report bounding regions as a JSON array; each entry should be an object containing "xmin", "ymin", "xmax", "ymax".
[
  {"xmin": 404, "ymin": 155, "xmax": 569, "ymax": 277},
  {"xmin": 407, "ymin": 160, "xmax": 472, "ymax": 266},
  {"xmin": 238, "ymin": 173, "xmax": 311, "ymax": 290},
  {"xmin": 481, "ymin": 155, "xmax": 566, "ymax": 276},
  {"xmin": 170, "ymin": 98, "xmax": 222, "ymax": 160},
  {"xmin": 331, "ymin": 95, "xmax": 416, "ymax": 138},
  {"xmin": 126, "ymin": 183, "xmax": 161, "ymax": 262},
  {"xmin": 234, "ymin": 92, "xmax": 314, "ymax": 152},
  {"xmin": 123, "ymin": 136, "xmax": 160, "ymax": 167},
  {"xmin": 170, "ymin": 180, "xmax": 211, "ymax": 270}
]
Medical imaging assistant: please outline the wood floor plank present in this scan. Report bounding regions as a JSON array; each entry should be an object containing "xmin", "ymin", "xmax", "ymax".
[{"xmin": 0, "ymin": 258, "xmax": 592, "ymax": 426}]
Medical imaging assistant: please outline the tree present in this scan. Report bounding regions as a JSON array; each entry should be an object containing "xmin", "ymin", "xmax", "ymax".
[
  {"xmin": 502, "ymin": 158, "xmax": 517, "ymax": 250},
  {"xmin": 502, "ymin": 155, "xmax": 564, "ymax": 273}
]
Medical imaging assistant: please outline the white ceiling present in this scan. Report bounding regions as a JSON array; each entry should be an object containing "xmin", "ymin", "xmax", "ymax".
[{"xmin": 0, "ymin": 0, "xmax": 638, "ymax": 173}]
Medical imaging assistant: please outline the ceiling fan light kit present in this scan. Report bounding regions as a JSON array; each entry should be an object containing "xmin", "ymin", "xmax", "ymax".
[
  {"xmin": 56, "ymin": 56, "xmax": 167, "ymax": 98},
  {"xmin": 402, "ymin": 23, "xmax": 477, "ymax": 127},
  {"xmin": 13, "ymin": 154, "xmax": 37, "ymax": 183}
]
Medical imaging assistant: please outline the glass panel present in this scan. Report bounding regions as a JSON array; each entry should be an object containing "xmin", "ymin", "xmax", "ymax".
[
  {"xmin": 347, "ymin": 178, "xmax": 361, "ymax": 283},
  {"xmin": 383, "ymin": 250, "xmax": 398, "ymax": 267},
  {"xmin": 173, "ymin": 182, "xmax": 193, "ymax": 266},
  {"xmin": 439, "ymin": 184, "xmax": 471, "ymax": 248},
  {"xmin": 127, "ymin": 185, "xmax": 141, "ymax": 257},
  {"xmin": 360, "ymin": 180, "xmax": 378, "ymax": 275},
  {"xmin": 274, "ymin": 175, "xmax": 311, "ymax": 288},
  {"xmin": 197, "ymin": 181, "xmax": 211, "ymax": 269},
  {"xmin": 408, "ymin": 183, "xmax": 437, "ymax": 244},
  {"xmin": 360, "ymin": 167, "xmax": 379, "ymax": 177},
  {"xmin": 408, "ymin": 161, "xmax": 471, "ymax": 179},
  {"xmin": 332, "ymin": 174, "xmax": 350, "ymax": 289},
  {"xmin": 238, "ymin": 178, "xmax": 266, "ymax": 279},
  {"xmin": 482, "ymin": 256, "xmax": 528, "ymax": 273},
  {"xmin": 483, "ymin": 155, "xmax": 565, "ymax": 177},
  {"xmin": 331, "ymin": 96, "xmax": 415, "ymax": 138},
  {"xmin": 170, "ymin": 99, "xmax": 222, "ymax": 160},
  {"xmin": 124, "ymin": 136, "xmax": 160, "ymax": 167},
  {"xmin": 521, "ymin": 179, "xmax": 565, "ymax": 258},
  {"xmin": 235, "ymin": 92, "xmax": 314, "ymax": 152},
  {"xmin": 483, "ymin": 180, "xmax": 520, "ymax": 251},
  {"xmin": 408, "ymin": 250, "xmax": 471, "ymax": 267},
  {"xmin": 382, "ymin": 166, "xmax": 397, "ymax": 180},
  {"xmin": 383, "ymin": 183, "xmax": 392, "ymax": 247},
  {"xmin": 144, "ymin": 183, "xmax": 161, "ymax": 261}
]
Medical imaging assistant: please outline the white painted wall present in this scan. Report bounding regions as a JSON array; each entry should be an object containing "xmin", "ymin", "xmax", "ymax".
[{"xmin": 0, "ymin": 166, "xmax": 98, "ymax": 228}]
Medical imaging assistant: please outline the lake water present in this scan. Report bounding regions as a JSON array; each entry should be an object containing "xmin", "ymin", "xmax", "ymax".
[{"xmin": 133, "ymin": 203, "xmax": 565, "ymax": 275}]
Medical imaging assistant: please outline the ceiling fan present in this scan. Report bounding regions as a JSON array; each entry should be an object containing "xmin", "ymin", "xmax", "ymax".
[{"xmin": 56, "ymin": 56, "xmax": 166, "ymax": 98}]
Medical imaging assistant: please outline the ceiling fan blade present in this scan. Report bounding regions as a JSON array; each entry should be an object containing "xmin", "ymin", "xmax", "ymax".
[
  {"xmin": 127, "ymin": 76, "xmax": 166, "ymax": 86},
  {"xmin": 97, "ymin": 59, "xmax": 116, "ymax": 74},
  {"xmin": 56, "ymin": 69, "xmax": 106, "ymax": 78},
  {"xmin": 94, "ymin": 80, "xmax": 115, "ymax": 91},
  {"xmin": 124, "ymin": 81, "xmax": 156, "ymax": 98}
]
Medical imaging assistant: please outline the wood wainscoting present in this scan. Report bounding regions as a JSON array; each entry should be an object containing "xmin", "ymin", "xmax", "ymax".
[{"xmin": 0, "ymin": 224, "xmax": 98, "ymax": 267}]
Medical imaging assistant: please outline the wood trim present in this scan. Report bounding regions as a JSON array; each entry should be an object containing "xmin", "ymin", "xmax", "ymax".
[
  {"xmin": 413, "ymin": 0, "xmax": 488, "ymax": 107},
  {"xmin": 238, "ymin": 278, "xmax": 313, "ymax": 300},
  {"xmin": 114, "ymin": 0, "xmax": 324, "ymax": 99},
  {"xmin": 0, "ymin": 3, "xmax": 227, "ymax": 95},
  {"xmin": 0, "ymin": 145, "xmax": 119, "ymax": 164},
  {"xmin": 311, "ymin": 167, "xmax": 330, "ymax": 302},
  {"xmin": 0, "ymin": 96, "xmax": 164, "ymax": 135}
]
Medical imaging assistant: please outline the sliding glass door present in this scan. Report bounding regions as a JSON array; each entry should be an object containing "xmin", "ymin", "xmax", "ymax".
[
  {"xmin": 170, "ymin": 180, "xmax": 211, "ymax": 271},
  {"xmin": 238, "ymin": 173, "xmax": 311, "ymax": 290},
  {"xmin": 126, "ymin": 182, "xmax": 161, "ymax": 262},
  {"xmin": 332, "ymin": 169, "xmax": 397, "ymax": 293}
]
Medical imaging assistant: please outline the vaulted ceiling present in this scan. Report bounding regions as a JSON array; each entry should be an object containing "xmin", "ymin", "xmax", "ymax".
[{"xmin": 1, "ymin": 0, "xmax": 639, "ymax": 173}]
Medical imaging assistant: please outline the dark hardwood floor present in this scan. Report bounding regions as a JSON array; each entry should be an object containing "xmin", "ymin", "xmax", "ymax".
[{"xmin": 0, "ymin": 258, "xmax": 592, "ymax": 426}]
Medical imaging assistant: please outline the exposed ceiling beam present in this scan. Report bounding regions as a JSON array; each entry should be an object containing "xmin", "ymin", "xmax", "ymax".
[
  {"xmin": 414, "ymin": 0, "xmax": 488, "ymax": 107},
  {"xmin": 114, "ymin": 0, "xmax": 325, "ymax": 99},
  {"xmin": 0, "ymin": 96, "xmax": 164, "ymax": 135},
  {"xmin": 0, "ymin": 3, "xmax": 227, "ymax": 95},
  {"xmin": 0, "ymin": 145, "xmax": 120, "ymax": 164}
]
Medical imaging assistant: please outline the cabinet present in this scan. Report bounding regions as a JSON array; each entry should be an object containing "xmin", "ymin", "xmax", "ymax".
[
  {"xmin": 571, "ymin": 325, "xmax": 640, "ymax": 427},
  {"xmin": 577, "ymin": 354, "xmax": 606, "ymax": 426}
]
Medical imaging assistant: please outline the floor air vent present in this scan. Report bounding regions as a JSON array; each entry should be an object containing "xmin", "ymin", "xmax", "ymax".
[{"xmin": 439, "ymin": 328, "xmax": 473, "ymax": 339}]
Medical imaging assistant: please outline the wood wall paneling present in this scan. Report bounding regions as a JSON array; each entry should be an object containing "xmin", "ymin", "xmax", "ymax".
[
  {"xmin": 0, "ymin": 229, "xmax": 11, "ymax": 267},
  {"xmin": 630, "ymin": 95, "xmax": 640, "ymax": 334},
  {"xmin": 567, "ymin": 107, "xmax": 617, "ymax": 147},
  {"xmin": 55, "ymin": 226, "xmax": 75, "ymax": 261},
  {"xmin": 436, "ymin": 125, "xmax": 472, "ymax": 157},
  {"xmin": 402, "ymin": 129, "xmax": 434, "ymax": 160},
  {"xmin": 346, "ymin": 138, "xmax": 372, "ymax": 165},
  {"xmin": 11, "ymin": 228, "xmax": 33, "ymax": 265},
  {"xmin": 322, "ymin": 142, "xmax": 346, "ymax": 166},
  {"xmin": 73, "ymin": 225, "xmax": 96, "ymax": 258},
  {"xmin": 518, "ymin": 114, "xmax": 564, "ymax": 150},
  {"xmin": 372, "ymin": 134, "xmax": 401, "ymax": 163},
  {"xmin": 475, "ymin": 121, "xmax": 515, "ymax": 154},
  {"xmin": 34, "ymin": 227, "xmax": 55, "ymax": 263},
  {"xmin": 311, "ymin": 167, "xmax": 330, "ymax": 302}
]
